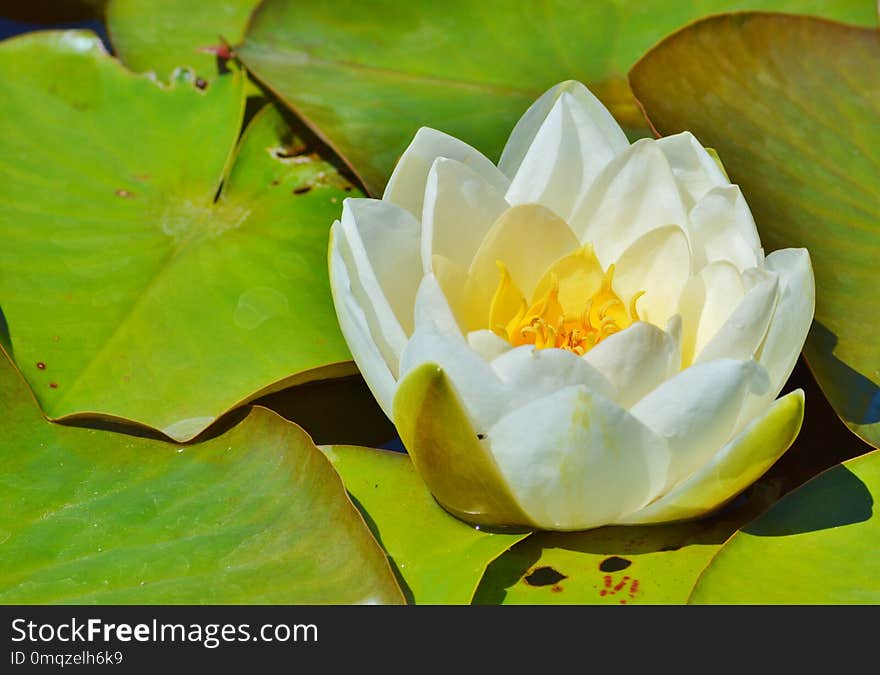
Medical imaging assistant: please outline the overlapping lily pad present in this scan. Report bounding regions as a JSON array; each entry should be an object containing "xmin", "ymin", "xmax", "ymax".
[
  {"xmin": 630, "ymin": 13, "xmax": 880, "ymax": 446},
  {"xmin": 238, "ymin": 0, "xmax": 876, "ymax": 195},
  {"xmin": 107, "ymin": 0, "xmax": 259, "ymax": 79},
  {"xmin": 321, "ymin": 445, "xmax": 529, "ymax": 604},
  {"xmin": 0, "ymin": 347, "xmax": 403, "ymax": 604},
  {"xmin": 473, "ymin": 501, "xmax": 764, "ymax": 604},
  {"xmin": 689, "ymin": 450, "xmax": 880, "ymax": 604},
  {"xmin": 0, "ymin": 31, "xmax": 357, "ymax": 440}
]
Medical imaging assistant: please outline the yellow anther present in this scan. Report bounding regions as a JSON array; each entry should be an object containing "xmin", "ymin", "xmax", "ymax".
[{"xmin": 490, "ymin": 253, "xmax": 643, "ymax": 355}]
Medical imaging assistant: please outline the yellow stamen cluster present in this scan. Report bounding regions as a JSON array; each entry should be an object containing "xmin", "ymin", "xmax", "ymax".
[{"xmin": 490, "ymin": 251, "xmax": 643, "ymax": 356}]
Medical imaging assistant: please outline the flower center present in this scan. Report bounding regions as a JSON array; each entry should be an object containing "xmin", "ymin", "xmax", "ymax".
[{"xmin": 489, "ymin": 246, "xmax": 643, "ymax": 355}]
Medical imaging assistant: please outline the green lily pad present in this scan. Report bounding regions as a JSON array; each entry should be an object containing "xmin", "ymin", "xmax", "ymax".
[
  {"xmin": 107, "ymin": 0, "xmax": 259, "ymax": 80},
  {"xmin": 473, "ymin": 504, "xmax": 757, "ymax": 604},
  {"xmin": 0, "ymin": 31, "xmax": 357, "ymax": 441},
  {"xmin": 689, "ymin": 449, "xmax": 880, "ymax": 604},
  {"xmin": 630, "ymin": 13, "xmax": 880, "ymax": 447},
  {"xmin": 0, "ymin": 347, "xmax": 403, "ymax": 604},
  {"xmin": 320, "ymin": 445, "xmax": 529, "ymax": 604},
  {"xmin": 237, "ymin": 0, "xmax": 876, "ymax": 195}
]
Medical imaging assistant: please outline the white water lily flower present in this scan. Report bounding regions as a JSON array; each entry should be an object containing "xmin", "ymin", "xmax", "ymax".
[{"xmin": 329, "ymin": 80, "xmax": 814, "ymax": 531}]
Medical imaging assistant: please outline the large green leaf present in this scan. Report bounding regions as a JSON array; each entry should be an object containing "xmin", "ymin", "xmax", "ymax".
[
  {"xmin": 0, "ymin": 347, "xmax": 403, "ymax": 604},
  {"xmin": 689, "ymin": 449, "xmax": 880, "ymax": 603},
  {"xmin": 0, "ymin": 31, "xmax": 357, "ymax": 441},
  {"xmin": 107, "ymin": 0, "xmax": 259, "ymax": 80},
  {"xmin": 630, "ymin": 13, "xmax": 880, "ymax": 446},
  {"xmin": 237, "ymin": 0, "xmax": 876, "ymax": 195},
  {"xmin": 473, "ymin": 504, "xmax": 755, "ymax": 605},
  {"xmin": 320, "ymin": 445, "xmax": 529, "ymax": 604}
]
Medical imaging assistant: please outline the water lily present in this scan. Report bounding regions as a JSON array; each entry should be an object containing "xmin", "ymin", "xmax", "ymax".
[{"xmin": 329, "ymin": 80, "xmax": 814, "ymax": 531}]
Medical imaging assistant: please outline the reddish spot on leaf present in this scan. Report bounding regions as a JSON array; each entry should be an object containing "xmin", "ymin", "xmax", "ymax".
[
  {"xmin": 197, "ymin": 44, "xmax": 233, "ymax": 60},
  {"xmin": 36, "ymin": 362, "xmax": 46, "ymax": 370},
  {"xmin": 49, "ymin": 382, "xmax": 58, "ymax": 389},
  {"xmin": 551, "ymin": 585, "xmax": 563, "ymax": 593},
  {"xmin": 603, "ymin": 575, "xmax": 612, "ymax": 589},
  {"xmin": 630, "ymin": 579, "xmax": 641, "ymax": 599}
]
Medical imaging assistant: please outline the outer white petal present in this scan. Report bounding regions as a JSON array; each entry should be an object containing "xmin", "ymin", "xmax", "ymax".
[
  {"xmin": 571, "ymin": 138, "xmax": 689, "ymax": 267},
  {"xmin": 695, "ymin": 268, "xmax": 778, "ymax": 364},
  {"xmin": 420, "ymin": 157, "xmax": 509, "ymax": 274},
  {"xmin": 678, "ymin": 260, "xmax": 745, "ymax": 367},
  {"xmin": 383, "ymin": 127, "xmax": 509, "ymax": 217},
  {"xmin": 737, "ymin": 248, "xmax": 815, "ymax": 428},
  {"xmin": 498, "ymin": 80, "xmax": 627, "ymax": 181},
  {"xmin": 612, "ymin": 225, "xmax": 691, "ymax": 329},
  {"xmin": 467, "ymin": 329, "xmax": 513, "ymax": 361},
  {"xmin": 656, "ymin": 131, "xmax": 728, "ymax": 206},
  {"xmin": 490, "ymin": 345, "xmax": 616, "ymax": 410},
  {"xmin": 620, "ymin": 389, "xmax": 804, "ymax": 525},
  {"xmin": 338, "ymin": 198, "xmax": 422, "ymax": 337},
  {"xmin": 756, "ymin": 248, "xmax": 815, "ymax": 393},
  {"xmin": 630, "ymin": 359, "xmax": 770, "ymax": 492},
  {"xmin": 583, "ymin": 318, "xmax": 681, "ymax": 408},
  {"xmin": 688, "ymin": 185, "xmax": 763, "ymax": 271},
  {"xmin": 329, "ymin": 226, "xmax": 397, "ymax": 417},
  {"xmin": 399, "ymin": 325, "xmax": 507, "ymax": 432},
  {"xmin": 487, "ymin": 384, "xmax": 670, "ymax": 530},
  {"xmin": 503, "ymin": 83, "xmax": 628, "ymax": 220}
]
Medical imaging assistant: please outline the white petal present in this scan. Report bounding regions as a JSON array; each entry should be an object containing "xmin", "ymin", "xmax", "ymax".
[
  {"xmin": 571, "ymin": 138, "xmax": 689, "ymax": 266},
  {"xmin": 399, "ymin": 325, "xmax": 507, "ymax": 432},
  {"xmin": 490, "ymin": 345, "xmax": 616, "ymax": 409},
  {"xmin": 338, "ymin": 198, "xmax": 422, "ymax": 337},
  {"xmin": 413, "ymin": 273, "xmax": 461, "ymax": 337},
  {"xmin": 678, "ymin": 260, "xmax": 745, "ymax": 367},
  {"xmin": 499, "ymin": 80, "xmax": 627, "ymax": 180},
  {"xmin": 329, "ymin": 227, "xmax": 397, "ymax": 416},
  {"xmin": 487, "ymin": 384, "xmax": 670, "ymax": 530},
  {"xmin": 630, "ymin": 359, "xmax": 770, "ymax": 492},
  {"xmin": 621, "ymin": 389, "xmax": 804, "ymax": 524},
  {"xmin": 467, "ymin": 329, "xmax": 513, "ymax": 361},
  {"xmin": 695, "ymin": 269, "xmax": 779, "ymax": 364},
  {"xmin": 583, "ymin": 319, "xmax": 681, "ymax": 408},
  {"xmin": 736, "ymin": 249, "xmax": 815, "ymax": 428},
  {"xmin": 613, "ymin": 225, "xmax": 692, "ymax": 329},
  {"xmin": 429, "ymin": 253, "xmax": 471, "ymax": 329},
  {"xmin": 503, "ymin": 83, "xmax": 628, "ymax": 220},
  {"xmin": 383, "ymin": 127, "xmax": 509, "ymax": 217},
  {"xmin": 688, "ymin": 185, "xmax": 762, "ymax": 271},
  {"xmin": 420, "ymin": 157, "xmax": 509, "ymax": 273},
  {"xmin": 333, "ymin": 216, "xmax": 408, "ymax": 377},
  {"xmin": 756, "ymin": 248, "xmax": 815, "ymax": 393},
  {"xmin": 656, "ymin": 131, "xmax": 728, "ymax": 206}
]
